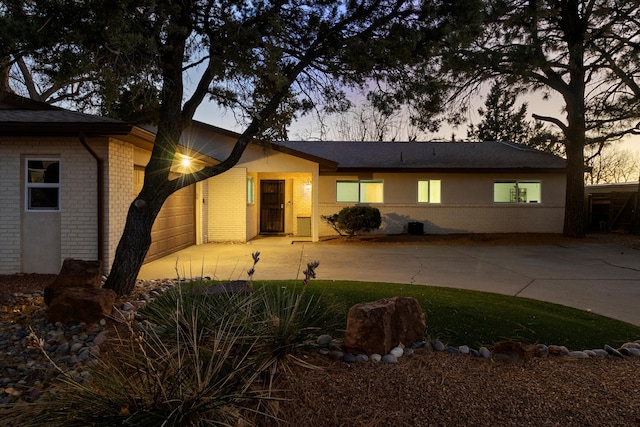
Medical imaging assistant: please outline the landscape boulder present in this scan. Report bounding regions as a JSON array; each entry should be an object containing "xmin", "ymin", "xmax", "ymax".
[
  {"xmin": 44, "ymin": 258, "xmax": 103, "ymax": 305},
  {"xmin": 44, "ymin": 258, "xmax": 114, "ymax": 324},
  {"xmin": 344, "ymin": 296, "xmax": 426, "ymax": 355},
  {"xmin": 46, "ymin": 287, "xmax": 116, "ymax": 324}
]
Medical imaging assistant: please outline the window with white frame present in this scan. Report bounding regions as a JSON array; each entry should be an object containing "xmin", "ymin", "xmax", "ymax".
[
  {"xmin": 336, "ymin": 180, "xmax": 384, "ymax": 203},
  {"xmin": 26, "ymin": 159, "xmax": 60, "ymax": 211},
  {"xmin": 247, "ymin": 177, "xmax": 255, "ymax": 204},
  {"xmin": 418, "ymin": 179, "xmax": 441, "ymax": 203},
  {"xmin": 494, "ymin": 180, "xmax": 541, "ymax": 203}
]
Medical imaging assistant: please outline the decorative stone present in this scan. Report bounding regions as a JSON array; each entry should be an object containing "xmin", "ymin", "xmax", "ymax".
[
  {"xmin": 433, "ymin": 340, "xmax": 446, "ymax": 352},
  {"xmin": 622, "ymin": 342, "xmax": 640, "ymax": 349},
  {"xmin": 592, "ymin": 349, "xmax": 608, "ymax": 356},
  {"xmin": 479, "ymin": 347, "xmax": 491, "ymax": 359},
  {"xmin": 535, "ymin": 344, "xmax": 549, "ymax": 357},
  {"xmin": 548, "ymin": 345, "xmax": 569, "ymax": 356},
  {"xmin": 605, "ymin": 344, "xmax": 624, "ymax": 358},
  {"xmin": 317, "ymin": 334, "xmax": 333, "ymax": 346},
  {"xmin": 568, "ymin": 351, "xmax": 589, "ymax": 359},
  {"xmin": 618, "ymin": 348, "xmax": 633, "ymax": 357},
  {"xmin": 93, "ymin": 331, "xmax": 109, "ymax": 346},
  {"xmin": 470, "ymin": 348, "xmax": 480, "ymax": 357},
  {"xmin": 355, "ymin": 354, "xmax": 369, "ymax": 363},
  {"xmin": 44, "ymin": 259, "xmax": 103, "ymax": 305},
  {"xmin": 390, "ymin": 347, "xmax": 404, "ymax": 357},
  {"xmin": 370, "ymin": 354, "xmax": 382, "ymax": 363},
  {"xmin": 46, "ymin": 287, "xmax": 116, "ymax": 324},
  {"xmin": 343, "ymin": 353, "xmax": 357, "ymax": 363},
  {"xmin": 459, "ymin": 345, "xmax": 470, "ymax": 354},
  {"xmin": 382, "ymin": 354, "xmax": 398, "ymax": 364},
  {"xmin": 343, "ymin": 297, "xmax": 426, "ymax": 355},
  {"xmin": 446, "ymin": 347, "xmax": 460, "ymax": 355},
  {"xmin": 403, "ymin": 348, "xmax": 414, "ymax": 357}
]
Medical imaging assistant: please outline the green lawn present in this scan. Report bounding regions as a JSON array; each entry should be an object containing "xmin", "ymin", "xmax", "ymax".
[{"xmin": 256, "ymin": 280, "xmax": 640, "ymax": 350}]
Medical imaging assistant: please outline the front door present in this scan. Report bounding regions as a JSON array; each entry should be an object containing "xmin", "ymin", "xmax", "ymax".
[{"xmin": 260, "ymin": 180, "xmax": 285, "ymax": 233}]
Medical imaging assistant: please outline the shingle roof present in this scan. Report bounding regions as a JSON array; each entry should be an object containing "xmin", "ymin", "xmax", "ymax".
[
  {"xmin": 0, "ymin": 93, "xmax": 132, "ymax": 135},
  {"xmin": 0, "ymin": 110, "xmax": 132, "ymax": 135},
  {"xmin": 276, "ymin": 140, "xmax": 566, "ymax": 172}
]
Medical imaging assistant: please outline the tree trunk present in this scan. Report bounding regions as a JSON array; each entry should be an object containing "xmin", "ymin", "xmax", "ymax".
[
  {"xmin": 103, "ymin": 190, "xmax": 169, "ymax": 295},
  {"xmin": 563, "ymin": 137, "xmax": 586, "ymax": 238}
]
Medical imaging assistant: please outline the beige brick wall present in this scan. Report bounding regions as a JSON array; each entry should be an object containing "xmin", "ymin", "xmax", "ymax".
[
  {"xmin": 0, "ymin": 141, "xmax": 23, "ymax": 273},
  {"xmin": 103, "ymin": 138, "xmax": 135, "ymax": 273},
  {"xmin": 206, "ymin": 168, "xmax": 247, "ymax": 241},
  {"xmin": 0, "ymin": 137, "xmax": 104, "ymax": 274}
]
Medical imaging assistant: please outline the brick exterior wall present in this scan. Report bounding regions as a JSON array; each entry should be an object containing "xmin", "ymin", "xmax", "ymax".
[
  {"xmin": 206, "ymin": 168, "xmax": 247, "ymax": 241},
  {"xmin": 0, "ymin": 137, "xmax": 103, "ymax": 274},
  {"xmin": 0, "ymin": 141, "xmax": 23, "ymax": 273},
  {"xmin": 103, "ymin": 138, "xmax": 134, "ymax": 274}
]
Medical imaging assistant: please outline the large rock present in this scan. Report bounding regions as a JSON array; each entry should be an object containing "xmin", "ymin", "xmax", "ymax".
[
  {"xmin": 344, "ymin": 297, "xmax": 426, "ymax": 355},
  {"xmin": 46, "ymin": 287, "xmax": 116, "ymax": 324},
  {"xmin": 44, "ymin": 258, "xmax": 103, "ymax": 305},
  {"xmin": 44, "ymin": 258, "xmax": 112, "ymax": 324}
]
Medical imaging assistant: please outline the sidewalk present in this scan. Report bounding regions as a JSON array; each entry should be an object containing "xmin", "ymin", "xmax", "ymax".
[{"xmin": 138, "ymin": 237, "xmax": 640, "ymax": 326}]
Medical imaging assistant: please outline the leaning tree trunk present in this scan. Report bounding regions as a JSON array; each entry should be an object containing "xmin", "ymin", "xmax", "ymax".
[{"xmin": 103, "ymin": 191, "xmax": 169, "ymax": 296}]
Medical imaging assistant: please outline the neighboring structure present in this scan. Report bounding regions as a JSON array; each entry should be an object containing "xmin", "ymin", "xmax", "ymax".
[
  {"xmin": 585, "ymin": 182, "xmax": 639, "ymax": 233},
  {"xmin": 1, "ymin": 93, "xmax": 567, "ymax": 275}
]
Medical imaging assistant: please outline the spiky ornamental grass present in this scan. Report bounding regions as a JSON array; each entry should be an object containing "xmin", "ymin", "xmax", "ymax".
[{"xmin": 2, "ymin": 296, "xmax": 279, "ymax": 427}]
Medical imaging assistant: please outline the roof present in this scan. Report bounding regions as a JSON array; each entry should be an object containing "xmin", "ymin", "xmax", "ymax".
[
  {"xmin": 276, "ymin": 140, "xmax": 567, "ymax": 173},
  {"xmin": 0, "ymin": 92, "xmax": 153, "ymax": 144}
]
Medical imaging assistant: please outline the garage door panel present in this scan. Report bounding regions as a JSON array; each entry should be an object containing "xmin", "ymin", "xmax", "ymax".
[{"xmin": 145, "ymin": 185, "xmax": 195, "ymax": 262}]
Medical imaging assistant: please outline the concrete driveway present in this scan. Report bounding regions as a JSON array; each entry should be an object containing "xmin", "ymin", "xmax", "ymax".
[{"xmin": 138, "ymin": 237, "xmax": 640, "ymax": 326}]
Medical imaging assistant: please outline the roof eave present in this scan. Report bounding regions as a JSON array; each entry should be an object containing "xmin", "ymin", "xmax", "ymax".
[{"xmin": 0, "ymin": 122, "xmax": 133, "ymax": 136}]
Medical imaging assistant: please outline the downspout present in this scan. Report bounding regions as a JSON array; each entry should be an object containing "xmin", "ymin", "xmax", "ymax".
[{"xmin": 79, "ymin": 133, "xmax": 105, "ymax": 265}]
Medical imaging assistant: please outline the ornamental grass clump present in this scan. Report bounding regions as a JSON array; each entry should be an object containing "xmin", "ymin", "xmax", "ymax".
[{"xmin": 1, "ymin": 302, "xmax": 277, "ymax": 427}]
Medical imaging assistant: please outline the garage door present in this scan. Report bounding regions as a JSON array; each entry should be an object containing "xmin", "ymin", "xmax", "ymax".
[{"xmin": 145, "ymin": 184, "xmax": 195, "ymax": 262}]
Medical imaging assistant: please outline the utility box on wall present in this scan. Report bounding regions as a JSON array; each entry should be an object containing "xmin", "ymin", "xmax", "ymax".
[
  {"xmin": 297, "ymin": 217, "xmax": 311, "ymax": 237},
  {"xmin": 408, "ymin": 221, "xmax": 424, "ymax": 235}
]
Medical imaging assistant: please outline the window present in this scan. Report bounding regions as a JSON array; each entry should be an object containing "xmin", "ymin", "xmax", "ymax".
[
  {"xmin": 494, "ymin": 180, "xmax": 541, "ymax": 204},
  {"xmin": 418, "ymin": 180, "xmax": 441, "ymax": 203},
  {"xmin": 26, "ymin": 159, "xmax": 60, "ymax": 211},
  {"xmin": 336, "ymin": 180, "xmax": 383, "ymax": 203},
  {"xmin": 247, "ymin": 177, "xmax": 255, "ymax": 204}
]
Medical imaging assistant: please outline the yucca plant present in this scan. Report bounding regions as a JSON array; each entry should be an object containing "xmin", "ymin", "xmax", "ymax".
[{"xmin": 250, "ymin": 285, "xmax": 341, "ymax": 379}]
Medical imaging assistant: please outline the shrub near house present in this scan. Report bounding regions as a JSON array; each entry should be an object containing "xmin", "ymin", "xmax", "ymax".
[{"xmin": 322, "ymin": 206, "xmax": 382, "ymax": 238}]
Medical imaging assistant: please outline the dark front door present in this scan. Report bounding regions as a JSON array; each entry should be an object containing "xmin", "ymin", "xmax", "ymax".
[{"xmin": 260, "ymin": 180, "xmax": 285, "ymax": 233}]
